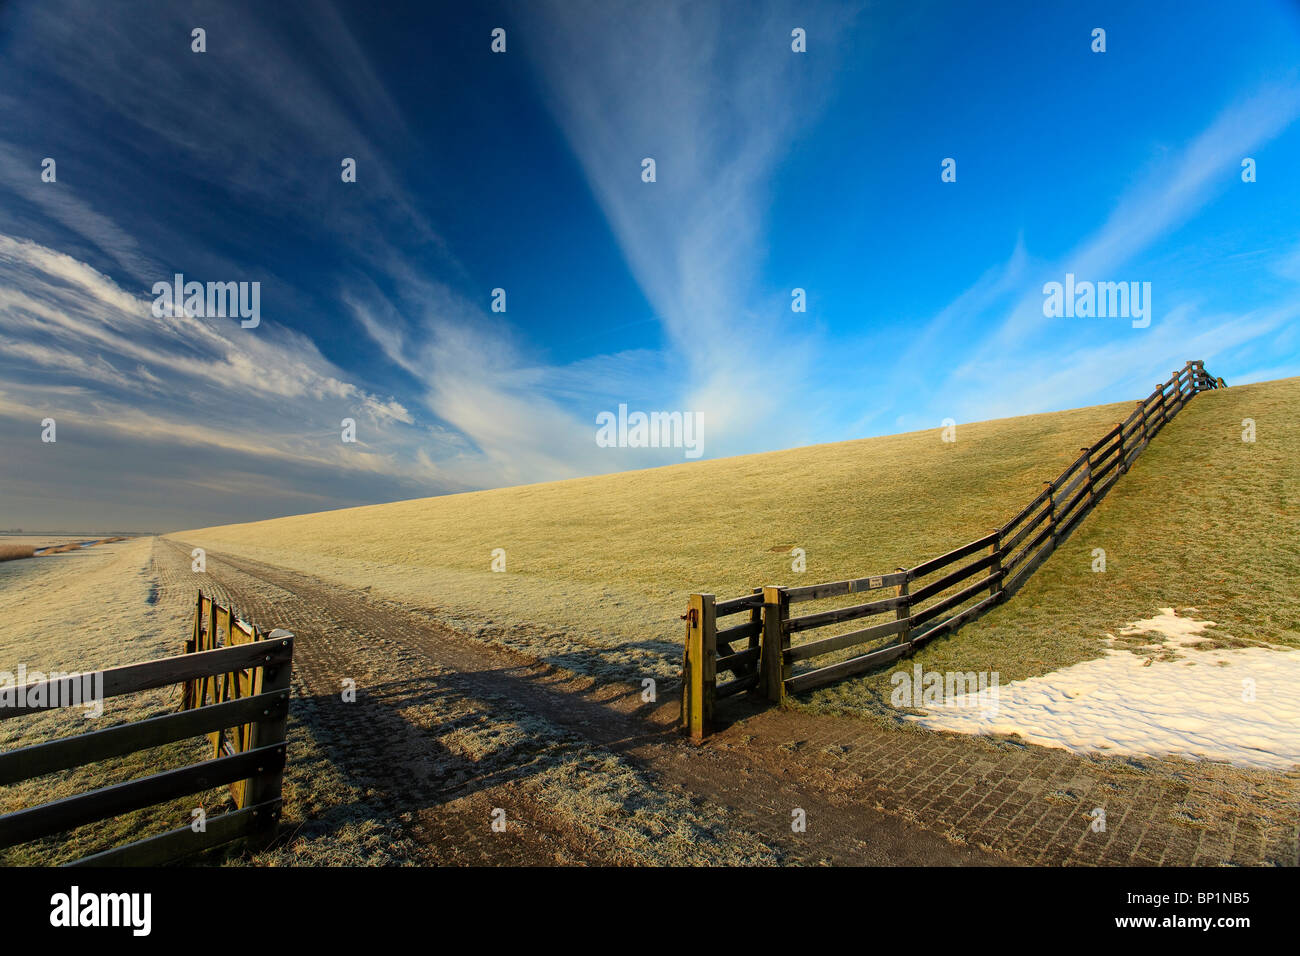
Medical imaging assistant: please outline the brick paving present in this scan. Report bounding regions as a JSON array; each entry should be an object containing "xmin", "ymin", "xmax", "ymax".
[
  {"xmin": 708, "ymin": 697, "xmax": 1300, "ymax": 865},
  {"xmin": 161, "ymin": 538, "xmax": 1299, "ymax": 866}
]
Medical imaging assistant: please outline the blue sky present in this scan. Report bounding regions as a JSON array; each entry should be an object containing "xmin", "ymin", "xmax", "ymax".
[{"xmin": 1, "ymin": 0, "xmax": 1298, "ymax": 531}]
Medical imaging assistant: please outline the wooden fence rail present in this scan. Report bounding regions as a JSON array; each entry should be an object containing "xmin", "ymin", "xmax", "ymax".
[
  {"xmin": 681, "ymin": 359, "xmax": 1225, "ymax": 739},
  {"xmin": 0, "ymin": 593, "xmax": 293, "ymax": 864}
]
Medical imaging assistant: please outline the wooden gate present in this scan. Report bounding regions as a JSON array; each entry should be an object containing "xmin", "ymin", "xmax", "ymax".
[
  {"xmin": 0, "ymin": 594, "xmax": 293, "ymax": 864},
  {"xmin": 181, "ymin": 592, "xmax": 287, "ymax": 809}
]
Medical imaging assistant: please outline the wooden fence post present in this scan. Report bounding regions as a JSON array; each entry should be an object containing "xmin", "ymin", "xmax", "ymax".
[
  {"xmin": 1115, "ymin": 422, "xmax": 1128, "ymax": 474},
  {"xmin": 895, "ymin": 567, "xmax": 913, "ymax": 635},
  {"xmin": 181, "ymin": 592, "xmax": 201, "ymax": 709},
  {"xmin": 1080, "ymin": 446, "xmax": 1094, "ymax": 504},
  {"xmin": 1044, "ymin": 480, "xmax": 1057, "ymax": 543},
  {"xmin": 746, "ymin": 587, "xmax": 763, "ymax": 683},
  {"xmin": 202, "ymin": 596, "xmax": 217, "ymax": 712},
  {"xmin": 682, "ymin": 593, "xmax": 715, "ymax": 740},
  {"xmin": 244, "ymin": 629, "xmax": 293, "ymax": 832},
  {"xmin": 988, "ymin": 532, "xmax": 1002, "ymax": 599},
  {"xmin": 701, "ymin": 596, "xmax": 716, "ymax": 728},
  {"xmin": 761, "ymin": 586, "xmax": 788, "ymax": 703}
]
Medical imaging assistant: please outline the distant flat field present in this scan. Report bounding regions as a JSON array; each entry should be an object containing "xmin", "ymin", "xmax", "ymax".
[
  {"xmin": 0, "ymin": 535, "xmax": 90, "ymax": 548},
  {"xmin": 0, "ymin": 535, "xmax": 90, "ymax": 561},
  {"xmin": 176, "ymin": 389, "xmax": 1203, "ymax": 684},
  {"xmin": 0, "ymin": 537, "xmax": 222, "ymax": 864}
]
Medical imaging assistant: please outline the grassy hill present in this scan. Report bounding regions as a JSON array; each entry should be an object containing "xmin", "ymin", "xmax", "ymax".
[
  {"xmin": 805, "ymin": 375, "xmax": 1300, "ymax": 717},
  {"xmin": 176, "ymin": 376, "xmax": 1300, "ymax": 704}
]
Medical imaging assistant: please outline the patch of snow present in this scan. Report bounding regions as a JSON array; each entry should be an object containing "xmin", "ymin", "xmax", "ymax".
[{"xmin": 906, "ymin": 608, "xmax": 1300, "ymax": 771}]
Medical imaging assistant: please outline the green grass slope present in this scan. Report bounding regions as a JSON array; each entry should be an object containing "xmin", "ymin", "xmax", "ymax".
[
  {"xmin": 177, "ymin": 377, "xmax": 1298, "ymax": 692},
  {"xmin": 806, "ymin": 375, "xmax": 1300, "ymax": 717}
]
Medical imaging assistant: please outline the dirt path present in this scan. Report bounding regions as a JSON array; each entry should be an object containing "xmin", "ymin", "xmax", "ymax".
[
  {"xmin": 157, "ymin": 537, "xmax": 1299, "ymax": 867},
  {"xmin": 157, "ymin": 538, "xmax": 997, "ymax": 865}
]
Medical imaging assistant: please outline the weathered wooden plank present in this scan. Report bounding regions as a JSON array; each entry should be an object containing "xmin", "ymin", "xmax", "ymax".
[
  {"xmin": 785, "ymin": 641, "xmax": 914, "ymax": 694},
  {"xmin": 1091, "ymin": 433, "xmax": 1121, "ymax": 465},
  {"xmin": 1092, "ymin": 452, "xmax": 1120, "ymax": 484},
  {"xmin": 66, "ymin": 799, "xmax": 282, "ymax": 867},
  {"xmin": 0, "ymin": 639, "xmax": 294, "ymax": 720},
  {"xmin": 784, "ymin": 570, "xmax": 909, "ymax": 604},
  {"xmin": 1051, "ymin": 449, "xmax": 1090, "ymax": 489},
  {"xmin": 1089, "ymin": 425, "xmax": 1121, "ymax": 455},
  {"xmin": 716, "ymin": 646, "xmax": 759, "ymax": 674},
  {"xmin": 787, "ymin": 617, "xmax": 910, "ymax": 663},
  {"xmin": 1001, "ymin": 485, "xmax": 1052, "ymax": 537},
  {"xmin": 717, "ymin": 587, "xmax": 764, "ymax": 676},
  {"xmin": 785, "ymin": 593, "xmax": 907, "ymax": 634},
  {"xmin": 0, "ymin": 691, "xmax": 289, "ymax": 787},
  {"xmin": 909, "ymin": 570, "xmax": 1003, "ymax": 630},
  {"xmin": 909, "ymin": 590, "xmax": 1003, "ymax": 647},
  {"xmin": 1054, "ymin": 466, "xmax": 1089, "ymax": 503},
  {"xmin": 1056, "ymin": 492, "xmax": 1092, "ymax": 538},
  {"xmin": 908, "ymin": 551, "xmax": 998, "ymax": 605},
  {"xmin": 908, "ymin": 532, "xmax": 998, "ymax": 580},
  {"xmin": 715, "ymin": 672, "xmax": 759, "ymax": 699},
  {"xmin": 714, "ymin": 593, "xmax": 762, "ymax": 617},
  {"xmin": 0, "ymin": 743, "xmax": 287, "ymax": 849},
  {"xmin": 1054, "ymin": 482, "xmax": 1090, "ymax": 527},
  {"xmin": 1006, "ymin": 520, "xmax": 1052, "ymax": 573},
  {"xmin": 716, "ymin": 619, "xmax": 760, "ymax": 645},
  {"xmin": 1004, "ymin": 538, "xmax": 1055, "ymax": 594},
  {"xmin": 1003, "ymin": 502, "xmax": 1050, "ymax": 555},
  {"xmin": 1092, "ymin": 470, "xmax": 1120, "ymax": 499}
]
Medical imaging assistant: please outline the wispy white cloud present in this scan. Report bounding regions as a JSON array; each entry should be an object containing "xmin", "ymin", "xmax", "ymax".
[
  {"xmin": 0, "ymin": 232, "xmax": 471, "ymax": 529},
  {"xmin": 925, "ymin": 79, "xmax": 1300, "ymax": 422},
  {"xmin": 518, "ymin": 0, "xmax": 856, "ymax": 455},
  {"xmin": 0, "ymin": 0, "xmax": 693, "ymax": 524}
]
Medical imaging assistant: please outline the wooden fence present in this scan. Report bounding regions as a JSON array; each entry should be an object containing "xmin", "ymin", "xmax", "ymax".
[
  {"xmin": 0, "ymin": 593, "xmax": 292, "ymax": 864},
  {"xmin": 682, "ymin": 360, "xmax": 1225, "ymax": 739}
]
